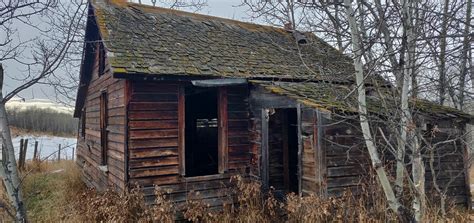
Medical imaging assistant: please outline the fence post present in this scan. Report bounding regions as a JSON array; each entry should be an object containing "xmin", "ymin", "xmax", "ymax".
[
  {"xmin": 19, "ymin": 139, "xmax": 24, "ymax": 170},
  {"xmin": 57, "ymin": 144, "xmax": 61, "ymax": 162},
  {"xmin": 72, "ymin": 147, "xmax": 75, "ymax": 161},
  {"xmin": 33, "ymin": 141, "xmax": 38, "ymax": 161},
  {"xmin": 22, "ymin": 139, "xmax": 28, "ymax": 170}
]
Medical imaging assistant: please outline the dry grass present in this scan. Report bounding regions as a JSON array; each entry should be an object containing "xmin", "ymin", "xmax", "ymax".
[
  {"xmin": 21, "ymin": 160, "xmax": 85, "ymax": 222},
  {"xmin": 0, "ymin": 163, "xmax": 471, "ymax": 222}
]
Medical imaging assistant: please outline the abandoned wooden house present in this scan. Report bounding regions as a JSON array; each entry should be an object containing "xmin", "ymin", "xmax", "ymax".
[{"xmin": 74, "ymin": 0, "xmax": 473, "ymax": 210}]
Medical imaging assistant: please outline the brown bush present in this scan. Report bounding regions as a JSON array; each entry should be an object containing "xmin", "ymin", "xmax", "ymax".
[
  {"xmin": 180, "ymin": 174, "xmax": 469, "ymax": 223},
  {"xmin": 1, "ymin": 162, "xmax": 469, "ymax": 222},
  {"xmin": 73, "ymin": 187, "xmax": 150, "ymax": 222}
]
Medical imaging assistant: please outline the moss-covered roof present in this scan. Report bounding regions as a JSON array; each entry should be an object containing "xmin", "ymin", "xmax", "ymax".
[
  {"xmin": 91, "ymin": 2, "xmax": 355, "ymax": 82},
  {"xmin": 85, "ymin": 2, "xmax": 470, "ymax": 120},
  {"xmin": 253, "ymin": 81, "xmax": 473, "ymax": 120}
]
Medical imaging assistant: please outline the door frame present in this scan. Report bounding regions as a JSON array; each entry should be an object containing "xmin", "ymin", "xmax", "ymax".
[{"xmin": 261, "ymin": 104, "xmax": 302, "ymax": 195}]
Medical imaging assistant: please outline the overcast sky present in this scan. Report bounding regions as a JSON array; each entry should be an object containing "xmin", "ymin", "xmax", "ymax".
[{"xmin": 3, "ymin": 0, "xmax": 262, "ymax": 106}]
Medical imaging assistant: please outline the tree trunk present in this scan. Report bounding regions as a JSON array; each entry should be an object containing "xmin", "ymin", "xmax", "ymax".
[
  {"xmin": 343, "ymin": 0, "xmax": 403, "ymax": 216},
  {"xmin": 458, "ymin": 0, "xmax": 472, "ymax": 110},
  {"xmin": 0, "ymin": 64, "xmax": 28, "ymax": 222},
  {"xmin": 411, "ymin": 130, "xmax": 425, "ymax": 222},
  {"xmin": 401, "ymin": 0, "xmax": 425, "ymax": 221},
  {"xmin": 334, "ymin": 4, "xmax": 344, "ymax": 51},
  {"xmin": 372, "ymin": 0, "xmax": 406, "ymax": 196},
  {"xmin": 438, "ymin": 0, "xmax": 449, "ymax": 105}
]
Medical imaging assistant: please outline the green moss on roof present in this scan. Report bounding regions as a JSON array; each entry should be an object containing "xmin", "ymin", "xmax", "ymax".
[
  {"xmin": 252, "ymin": 81, "xmax": 473, "ymax": 119},
  {"xmin": 91, "ymin": 2, "xmax": 355, "ymax": 82}
]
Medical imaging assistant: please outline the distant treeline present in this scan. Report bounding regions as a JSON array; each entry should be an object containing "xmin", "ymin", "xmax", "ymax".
[{"xmin": 7, "ymin": 106, "xmax": 78, "ymax": 135}]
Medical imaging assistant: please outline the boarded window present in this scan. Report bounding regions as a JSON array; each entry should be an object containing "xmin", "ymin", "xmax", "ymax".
[
  {"xmin": 100, "ymin": 91, "xmax": 108, "ymax": 165},
  {"xmin": 98, "ymin": 43, "xmax": 106, "ymax": 76},
  {"xmin": 184, "ymin": 87, "xmax": 226, "ymax": 177}
]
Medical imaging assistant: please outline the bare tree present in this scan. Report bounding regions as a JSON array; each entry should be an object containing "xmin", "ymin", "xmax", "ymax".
[
  {"xmin": 438, "ymin": 0, "xmax": 450, "ymax": 106},
  {"xmin": 242, "ymin": 0, "xmax": 472, "ymax": 221},
  {"xmin": 0, "ymin": 1, "xmax": 86, "ymax": 221},
  {"xmin": 458, "ymin": 0, "xmax": 472, "ymax": 109},
  {"xmin": 343, "ymin": 0, "xmax": 403, "ymax": 216}
]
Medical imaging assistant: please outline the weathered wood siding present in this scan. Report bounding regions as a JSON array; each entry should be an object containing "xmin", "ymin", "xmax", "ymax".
[
  {"xmin": 128, "ymin": 81, "xmax": 180, "ymax": 186},
  {"xmin": 423, "ymin": 120, "xmax": 468, "ymax": 205},
  {"xmin": 251, "ymin": 85, "xmax": 470, "ymax": 206},
  {"xmin": 227, "ymin": 86, "xmax": 251, "ymax": 172},
  {"xmin": 319, "ymin": 117, "xmax": 468, "ymax": 204},
  {"xmin": 76, "ymin": 46, "xmax": 127, "ymax": 191},
  {"xmin": 300, "ymin": 107, "xmax": 329, "ymax": 196},
  {"xmin": 128, "ymin": 82, "xmax": 251, "ymax": 209},
  {"xmin": 323, "ymin": 119, "xmax": 370, "ymax": 197},
  {"xmin": 248, "ymin": 85, "xmax": 298, "ymax": 188}
]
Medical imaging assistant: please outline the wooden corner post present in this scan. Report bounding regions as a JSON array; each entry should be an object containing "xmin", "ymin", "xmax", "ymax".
[
  {"xmin": 297, "ymin": 104, "xmax": 302, "ymax": 196},
  {"xmin": 178, "ymin": 85, "xmax": 185, "ymax": 176},
  {"xmin": 218, "ymin": 87, "xmax": 228, "ymax": 173},
  {"xmin": 261, "ymin": 108, "xmax": 269, "ymax": 189}
]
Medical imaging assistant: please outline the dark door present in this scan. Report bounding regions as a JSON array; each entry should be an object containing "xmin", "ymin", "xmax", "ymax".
[{"xmin": 266, "ymin": 108, "xmax": 299, "ymax": 194}]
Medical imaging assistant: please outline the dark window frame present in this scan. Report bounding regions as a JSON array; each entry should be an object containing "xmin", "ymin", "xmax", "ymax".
[
  {"xmin": 100, "ymin": 91, "xmax": 108, "ymax": 166},
  {"xmin": 179, "ymin": 86, "xmax": 228, "ymax": 177},
  {"xmin": 98, "ymin": 42, "xmax": 106, "ymax": 76},
  {"xmin": 81, "ymin": 108, "xmax": 86, "ymax": 138}
]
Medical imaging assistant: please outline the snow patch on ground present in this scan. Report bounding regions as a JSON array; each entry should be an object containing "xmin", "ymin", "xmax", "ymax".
[{"xmin": 13, "ymin": 135, "xmax": 77, "ymax": 161}]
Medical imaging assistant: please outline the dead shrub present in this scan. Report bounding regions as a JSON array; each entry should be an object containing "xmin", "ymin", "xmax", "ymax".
[
  {"xmin": 181, "ymin": 175, "xmax": 281, "ymax": 223},
  {"xmin": 4, "ymin": 164, "xmax": 471, "ymax": 222},
  {"xmin": 150, "ymin": 186, "xmax": 175, "ymax": 223},
  {"xmin": 184, "ymin": 191, "xmax": 220, "ymax": 222},
  {"xmin": 73, "ymin": 186, "xmax": 152, "ymax": 222},
  {"xmin": 71, "ymin": 185, "xmax": 178, "ymax": 222},
  {"xmin": 223, "ymin": 174, "xmax": 468, "ymax": 222}
]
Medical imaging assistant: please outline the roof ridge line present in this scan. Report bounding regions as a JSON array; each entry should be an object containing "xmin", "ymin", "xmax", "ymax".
[{"xmin": 126, "ymin": 2, "xmax": 289, "ymax": 33}]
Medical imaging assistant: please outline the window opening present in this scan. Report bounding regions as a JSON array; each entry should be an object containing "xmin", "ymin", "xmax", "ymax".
[
  {"xmin": 185, "ymin": 87, "xmax": 219, "ymax": 177},
  {"xmin": 100, "ymin": 91, "xmax": 108, "ymax": 165},
  {"xmin": 81, "ymin": 108, "xmax": 86, "ymax": 138},
  {"xmin": 98, "ymin": 43, "xmax": 106, "ymax": 76}
]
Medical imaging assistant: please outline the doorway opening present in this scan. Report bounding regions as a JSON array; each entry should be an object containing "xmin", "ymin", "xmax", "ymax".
[
  {"xmin": 268, "ymin": 108, "xmax": 299, "ymax": 194},
  {"xmin": 185, "ymin": 87, "xmax": 219, "ymax": 177}
]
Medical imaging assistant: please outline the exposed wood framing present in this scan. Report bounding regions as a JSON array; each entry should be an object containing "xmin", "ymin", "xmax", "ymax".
[
  {"xmin": 314, "ymin": 110, "xmax": 327, "ymax": 196},
  {"xmin": 100, "ymin": 89, "xmax": 108, "ymax": 166},
  {"xmin": 124, "ymin": 79, "xmax": 130, "ymax": 185},
  {"xmin": 297, "ymin": 104, "xmax": 302, "ymax": 196},
  {"xmin": 261, "ymin": 108, "xmax": 269, "ymax": 189},
  {"xmin": 218, "ymin": 87, "xmax": 228, "ymax": 173},
  {"xmin": 191, "ymin": 78, "xmax": 247, "ymax": 87},
  {"xmin": 178, "ymin": 85, "xmax": 185, "ymax": 176}
]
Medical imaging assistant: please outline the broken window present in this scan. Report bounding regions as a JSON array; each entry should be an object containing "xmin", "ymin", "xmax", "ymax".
[
  {"xmin": 100, "ymin": 91, "xmax": 108, "ymax": 166},
  {"xmin": 184, "ymin": 87, "xmax": 219, "ymax": 177}
]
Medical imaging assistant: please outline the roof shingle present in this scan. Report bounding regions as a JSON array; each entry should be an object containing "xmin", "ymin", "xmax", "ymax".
[
  {"xmin": 92, "ymin": 2, "xmax": 355, "ymax": 82},
  {"xmin": 253, "ymin": 80, "xmax": 473, "ymax": 119}
]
